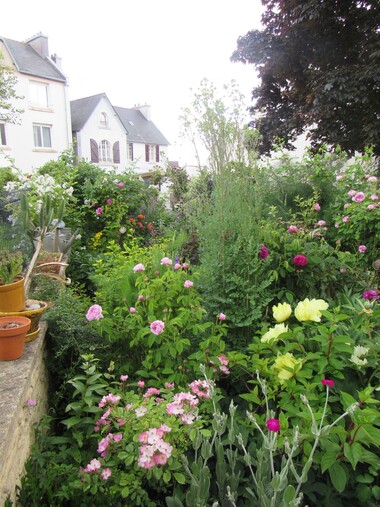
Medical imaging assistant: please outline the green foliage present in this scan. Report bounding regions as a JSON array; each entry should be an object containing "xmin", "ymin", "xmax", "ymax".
[
  {"xmin": 0, "ymin": 53, "xmax": 23, "ymax": 123},
  {"xmin": 0, "ymin": 249, "xmax": 23, "ymax": 284},
  {"xmin": 232, "ymin": 0, "xmax": 380, "ymax": 155}
]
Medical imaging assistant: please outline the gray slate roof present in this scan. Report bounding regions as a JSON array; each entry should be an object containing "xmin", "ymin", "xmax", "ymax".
[
  {"xmin": 70, "ymin": 93, "xmax": 106, "ymax": 132},
  {"xmin": 70, "ymin": 93, "xmax": 169, "ymax": 146},
  {"xmin": 1, "ymin": 36, "xmax": 66, "ymax": 83},
  {"xmin": 115, "ymin": 106, "xmax": 169, "ymax": 145}
]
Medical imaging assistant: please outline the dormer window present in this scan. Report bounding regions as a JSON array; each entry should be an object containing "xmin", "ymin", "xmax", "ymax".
[{"xmin": 99, "ymin": 112, "xmax": 108, "ymax": 128}]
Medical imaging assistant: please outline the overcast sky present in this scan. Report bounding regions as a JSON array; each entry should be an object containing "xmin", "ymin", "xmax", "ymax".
[{"xmin": 3, "ymin": 0, "xmax": 263, "ymax": 165}]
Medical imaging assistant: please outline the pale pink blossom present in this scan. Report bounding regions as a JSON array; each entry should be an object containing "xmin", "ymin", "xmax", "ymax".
[
  {"xmin": 314, "ymin": 203, "xmax": 321, "ymax": 211},
  {"xmin": 218, "ymin": 313, "xmax": 226, "ymax": 321},
  {"xmin": 343, "ymin": 203, "xmax": 351, "ymax": 209},
  {"xmin": 180, "ymin": 413, "xmax": 196, "ymax": 425},
  {"xmin": 182, "ymin": 262, "xmax": 189, "ymax": 269},
  {"xmin": 84, "ymin": 458, "xmax": 102, "ymax": 473},
  {"xmin": 347, "ymin": 190, "xmax": 357, "ymax": 197},
  {"xmin": 358, "ymin": 245, "xmax": 367, "ymax": 253},
  {"xmin": 95, "ymin": 207, "xmax": 103, "ymax": 216},
  {"xmin": 150, "ymin": 320, "xmax": 165, "ymax": 335},
  {"xmin": 137, "ymin": 380, "xmax": 145, "ymax": 387},
  {"xmin": 99, "ymin": 393, "xmax": 121, "ymax": 408},
  {"xmin": 371, "ymin": 194, "xmax": 379, "ymax": 200},
  {"xmin": 184, "ymin": 280, "xmax": 193, "ymax": 288},
  {"xmin": 133, "ymin": 263, "xmax": 145, "ymax": 272},
  {"xmin": 27, "ymin": 399, "xmax": 37, "ymax": 407},
  {"xmin": 336, "ymin": 174, "xmax": 345, "ymax": 181},
  {"xmin": 138, "ymin": 295, "xmax": 144, "ymax": 301},
  {"xmin": 160, "ymin": 257, "xmax": 172, "ymax": 266},
  {"xmin": 288, "ymin": 225, "xmax": 299, "ymax": 233},
  {"xmin": 117, "ymin": 182, "xmax": 125, "ymax": 188},
  {"xmin": 368, "ymin": 176, "xmax": 377, "ymax": 182},
  {"xmin": 144, "ymin": 387, "xmax": 161, "ymax": 398},
  {"xmin": 86, "ymin": 304, "xmax": 103, "ymax": 321},
  {"xmin": 120, "ymin": 375, "xmax": 129, "ymax": 382},
  {"xmin": 101, "ymin": 468, "xmax": 112, "ymax": 480},
  {"xmin": 174, "ymin": 263, "xmax": 181, "ymax": 270},
  {"xmin": 135, "ymin": 406, "xmax": 148, "ymax": 417},
  {"xmin": 217, "ymin": 355, "xmax": 229, "ymax": 366},
  {"xmin": 367, "ymin": 204, "xmax": 376, "ymax": 210},
  {"xmin": 129, "ymin": 307, "xmax": 136, "ymax": 313},
  {"xmin": 342, "ymin": 216, "xmax": 349, "ymax": 223},
  {"xmin": 317, "ymin": 220, "xmax": 326, "ymax": 226},
  {"xmin": 353, "ymin": 192, "xmax": 365, "ymax": 202},
  {"xmin": 335, "ymin": 222, "xmax": 339, "ymax": 228}
]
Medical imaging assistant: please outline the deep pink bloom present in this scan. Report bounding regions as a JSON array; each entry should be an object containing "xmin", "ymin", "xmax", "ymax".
[
  {"xmin": 174, "ymin": 263, "xmax": 181, "ymax": 270},
  {"xmin": 182, "ymin": 262, "xmax": 189, "ymax": 269},
  {"xmin": 259, "ymin": 244, "xmax": 270, "ymax": 259},
  {"xmin": 218, "ymin": 313, "xmax": 226, "ymax": 321},
  {"xmin": 288, "ymin": 225, "xmax": 299, "ymax": 233},
  {"xmin": 358, "ymin": 245, "xmax": 367, "ymax": 253},
  {"xmin": 266, "ymin": 418, "xmax": 280, "ymax": 432},
  {"xmin": 27, "ymin": 399, "xmax": 37, "ymax": 407},
  {"xmin": 117, "ymin": 182, "xmax": 125, "ymax": 188},
  {"xmin": 184, "ymin": 280, "xmax": 193, "ymax": 288},
  {"xmin": 150, "ymin": 320, "xmax": 165, "ymax": 335},
  {"xmin": 362, "ymin": 290, "xmax": 379, "ymax": 301},
  {"xmin": 86, "ymin": 304, "xmax": 103, "ymax": 321},
  {"xmin": 321, "ymin": 379, "xmax": 335, "ymax": 387},
  {"xmin": 314, "ymin": 203, "xmax": 321, "ymax": 211},
  {"xmin": 107, "ymin": 198, "xmax": 112, "ymax": 205},
  {"xmin": 95, "ymin": 207, "xmax": 103, "ymax": 216},
  {"xmin": 353, "ymin": 192, "xmax": 365, "ymax": 202},
  {"xmin": 293, "ymin": 255, "xmax": 308, "ymax": 267}
]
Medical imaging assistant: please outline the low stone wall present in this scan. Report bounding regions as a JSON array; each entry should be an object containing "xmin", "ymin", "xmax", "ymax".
[{"xmin": 0, "ymin": 323, "xmax": 48, "ymax": 505}]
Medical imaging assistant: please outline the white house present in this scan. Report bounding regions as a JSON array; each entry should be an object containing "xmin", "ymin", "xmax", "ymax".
[
  {"xmin": 70, "ymin": 93, "xmax": 170, "ymax": 179},
  {"xmin": 0, "ymin": 33, "xmax": 72, "ymax": 172}
]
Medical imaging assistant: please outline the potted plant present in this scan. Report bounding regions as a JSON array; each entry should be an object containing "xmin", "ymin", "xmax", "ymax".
[
  {"xmin": 0, "ymin": 315, "xmax": 31, "ymax": 360},
  {"xmin": 0, "ymin": 250, "xmax": 25, "ymax": 312},
  {"xmin": 0, "ymin": 299, "xmax": 50, "ymax": 343}
]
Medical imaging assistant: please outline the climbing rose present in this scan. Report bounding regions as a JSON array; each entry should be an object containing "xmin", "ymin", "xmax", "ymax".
[
  {"xmin": 266, "ymin": 419, "xmax": 281, "ymax": 432},
  {"xmin": 86, "ymin": 304, "xmax": 103, "ymax": 321},
  {"xmin": 259, "ymin": 244, "xmax": 269, "ymax": 259},
  {"xmin": 150, "ymin": 320, "xmax": 165, "ymax": 335},
  {"xmin": 321, "ymin": 379, "xmax": 335, "ymax": 387},
  {"xmin": 293, "ymin": 255, "xmax": 308, "ymax": 267},
  {"xmin": 184, "ymin": 280, "xmax": 193, "ymax": 288},
  {"xmin": 101, "ymin": 468, "xmax": 112, "ymax": 480}
]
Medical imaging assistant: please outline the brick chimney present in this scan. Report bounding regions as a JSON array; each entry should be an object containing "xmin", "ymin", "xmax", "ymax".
[{"xmin": 26, "ymin": 32, "xmax": 49, "ymax": 58}]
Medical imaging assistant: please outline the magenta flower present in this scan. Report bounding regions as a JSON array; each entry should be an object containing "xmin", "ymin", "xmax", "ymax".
[
  {"xmin": 117, "ymin": 182, "xmax": 125, "ymax": 188},
  {"xmin": 314, "ymin": 203, "xmax": 321, "ymax": 211},
  {"xmin": 95, "ymin": 207, "xmax": 103, "ymax": 216},
  {"xmin": 107, "ymin": 198, "xmax": 112, "ymax": 204},
  {"xmin": 259, "ymin": 244, "xmax": 270, "ymax": 259},
  {"xmin": 321, "ymin": 379, "xmax": 335, "ymax": 387},
  {"xmin": 358, "ymin": 245, "xmax": 367, "ymax": 253},
  {"xmin": 288, "ymin": 225, "xmax": 299, "ymax": 233},
  {"xmin": 362, "ymin": 290, "xmax": 379, "ymax": 301},
  {"xmin": 184, "ymin": 280, "xmax": 194, "ymax": 288},
  {"xmin": 27, "ymin": 399, "xmax": 37, "ymax": 407},
  {"xmin": 150, "ymin": 320, "xmax": 165, "ymax": 335},
  {"xmin": 353, "ymin": 192, "xmax": 365, "ymax": 202},
  {"xmin": 86, "ymin": 304, "xmax": 103, "ymax": 321},
  {"xmin": 266, "ymin": 418, "xmax": 280, "ymax": 433},
  {"xmin": 293, "ymin": 255, "xmax": 308, "ymax": 267},
  {"xmin": 218, "ymin": 313, "xmax": 226, "ymax": 321}
]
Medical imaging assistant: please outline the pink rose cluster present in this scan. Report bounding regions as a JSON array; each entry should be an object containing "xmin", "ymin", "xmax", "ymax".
[
  {"xmin": 138, "ymin": 426, "xmax": 173, "ymax": 469},
  {"xmin": 189, "ymin": 379, "xmax": 212, "ymax": 399},
  {"xmin": 86, "ymin": 304, "xmax": 103, "ymax": 321},
  {"xmin": 217, "ymin": 355, "xmax": 230, "ymax": 375},
  {"xmin": 82, "ymin": 458, "xmax": 112, "ymax": 481},
  {"xmin": 97, "ymin": 432, "xmax": 123, "ymax": 458},
  {"xmin": 166, "ymin": 391, "xmax": 200, "ymax": 425}
]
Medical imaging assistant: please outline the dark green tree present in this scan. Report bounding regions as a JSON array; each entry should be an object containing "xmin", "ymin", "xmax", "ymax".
[{"xmin": 231, "ymin": 0, "xmax": 380, "ymax": 155}]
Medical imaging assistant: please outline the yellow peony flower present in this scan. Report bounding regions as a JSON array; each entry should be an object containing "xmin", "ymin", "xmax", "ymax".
[
  {"xmin": 272, "ymin": 302, "xmax": 292, "ymax": 322},
  {"xmin": 261, "ymin": 323, "xmax": 289, "ymax": 343},
  {"xmin": 272, "ymin": 353, "xmax": 301, "ymax": 383},
  {"xmin": 294, "ymin": 298, "xmax": 329, "ymax": 322}
]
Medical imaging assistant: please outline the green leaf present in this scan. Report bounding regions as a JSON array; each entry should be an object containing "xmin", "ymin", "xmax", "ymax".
[
  {"xmin": 321, "ymin": 450, "xmax": 338, "ymax": 473},
  {"xmin": 283, "ymin": 484, "xmax": 296, "ymax": 504},
  {"xmin": 328, "ymin": 462, "xmax": 348, "ymax": 493},
  {"xmin": 173, "ymin": 472, "xmax": 187, "ymax": 484},
  {"xmin": 356, "ymin": 424, "xmax": 380, "ymax": 446},
  {"xmin": 344, "ymin": 442, "xmax": 362, "ymax": 470}
]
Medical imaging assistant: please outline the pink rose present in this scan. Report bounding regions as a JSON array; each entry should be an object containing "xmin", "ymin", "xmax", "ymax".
[
  {"xmin": 86, "ymin": 304, "xmax": 103, "ymax": 321},
  {"xmin": 182, "ymin": 262, "xmax": 189, "ymax": 269},
  {"xmin": 314, "ymin": 203, "xmax": 321, "ymax": 211},
  {"xmin": 150, "ymin": 320, "xmax": 165, "ymax": 335},
  {"xmin": 342, "ymin": 215, "xmax": 349, "ymax": 223},
  {"xmin": 184, "ymin": 280, "xmax": 194, "ymax": 288},
  {"xmin": 117, "ymin": 182, "xmax": 125, "ymax": 188},
  {"xmin": 133, "ymin": 263, "xmax": 145, "ymax": 272},
  {"xmin": 353, "ymin": 192, "xmax": 365, "ymax": 202},
  {"xmin": 129, "ymin": 307, "xmax": 136, "ymax": 313},
  {"xmin": 293, "ymin": 255, "xmax": 308, "ymax": 267},
  {"xmin": 288, "ymin": 225, "xmax": 299, "ymax": 233},
  {"xmin": 358, "ymin": 245, "xmax": 367, "ymax": 253},
  {"xmin": 160, "ymin": 257, "xmax": 172, "ymax": 266},
  {"xmin": 95, "ymin": 207, "xmax": 103, "ymax": 216},
  {"xmin": 218, "ymin": 313, "xmax": 226, "ymax": 321}
]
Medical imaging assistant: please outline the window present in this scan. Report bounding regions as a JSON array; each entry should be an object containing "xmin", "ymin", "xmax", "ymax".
[
  {"xmin": 145, "ymin": 144, "xmax": 159, "ymax": 162},
  {"xmin": 99, "ymin": 140, "xmax": 111, "ymax": 162},
  {"xmin": 99, "ymin": 112, "xmax": 108, "ymax": 128},
  {"xmin": 33, "ymin": 124, "xmax": 51, "ymax": 148},
  {"xmin": 0, "ymin": 124, "xmax": 6, "ymax": 146},
  {"xmin": 30, "ymin": 81, "xmax": 49, "ymax": 108},
  {"xmin": 128, "ymin": 142, "xmax": 133, "ymax": 160}
]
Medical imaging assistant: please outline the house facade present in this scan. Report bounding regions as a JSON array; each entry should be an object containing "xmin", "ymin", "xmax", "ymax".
[
  {"xmin": 70, "ymin": 93, "xmax": 170, "ymax": 178},
  {"xmin": 0, "ymin": 33, "xmax": 72, "ymax": 172}
]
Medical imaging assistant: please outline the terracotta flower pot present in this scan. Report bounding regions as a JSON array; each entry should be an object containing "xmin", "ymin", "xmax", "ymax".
[
  {"xmin": 0, "ymin": 299, "xmax": 49, "ymax": 343},
  {"xmin": 0, "ymin": 316, "xmax": 31, "ymax": 361},
  {"xmin": 0, "ymin": 277, "xmax": 25, "ymax": 312}
]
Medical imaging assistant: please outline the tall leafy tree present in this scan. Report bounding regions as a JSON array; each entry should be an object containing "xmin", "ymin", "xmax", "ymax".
[{"xmin": 231, "ymin": 0, "xmax": 380, "ymax": 155}]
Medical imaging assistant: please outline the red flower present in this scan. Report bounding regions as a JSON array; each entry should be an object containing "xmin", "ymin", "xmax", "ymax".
[
  {"xmin": 321, "ymin": 379, "xmax": 335, "ymax": 387},
  {"xmin": 137, "ymin": 222, "xmax": 144, "ymax": 228},
  {"xmin": 266, "ymin": 418, "xmax": 280, "ymax": 432},
  {"xmin": 147, "ymin": 223, "xmax": 153, "ymax": 231},
  {"xmin": 129, "ymin": 218, "xmax": 135, "ymax": 223},
  {"xmin": 293, "ymin": 255, "xmax": 308, "ymax": 267},
  {"xmin": 137, "ymin": 214, "xmax": 145, "ymax": 220}
]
